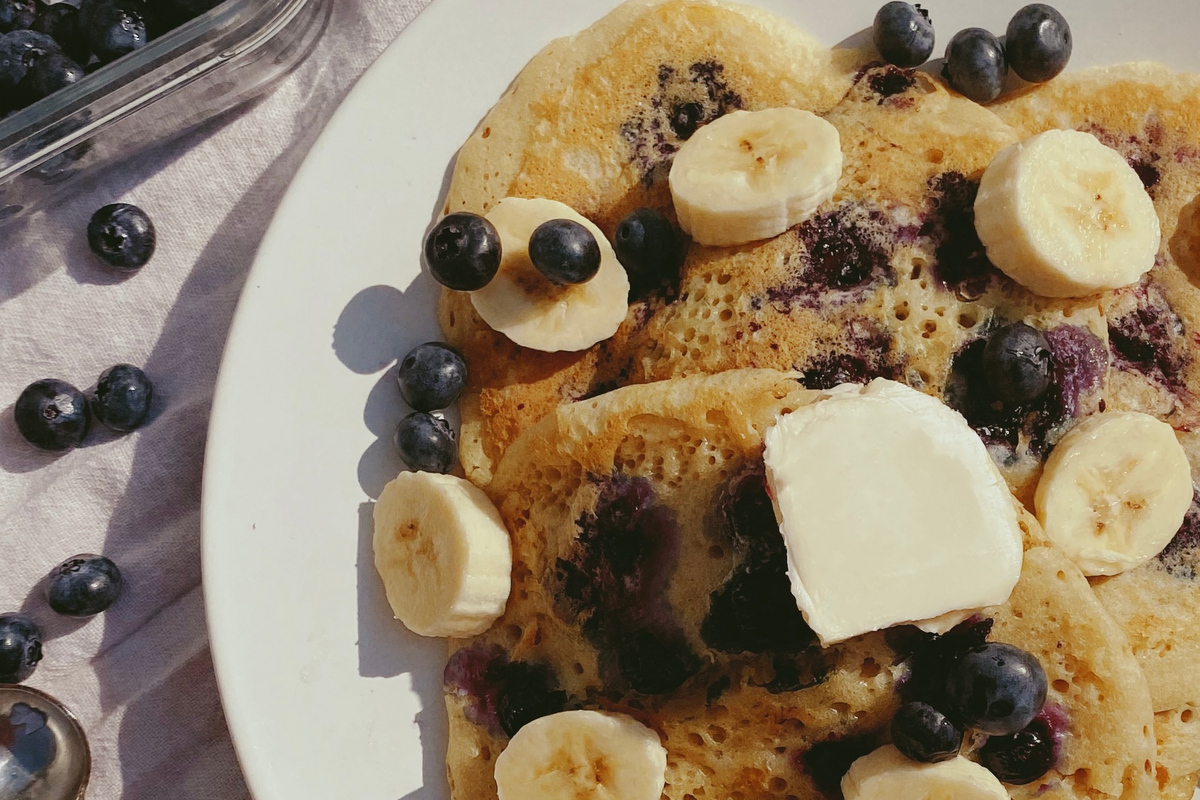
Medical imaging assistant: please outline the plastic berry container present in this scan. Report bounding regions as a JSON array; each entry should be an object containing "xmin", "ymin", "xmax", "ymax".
[{"xmin": 0, "ymin": 0, "xmax": 330, "ymax": 224}]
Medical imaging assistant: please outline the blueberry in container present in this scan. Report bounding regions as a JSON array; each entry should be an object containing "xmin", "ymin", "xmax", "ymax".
[{"xmin": 0, "ymin": 0, "xmax": 332, "ymax": 224}]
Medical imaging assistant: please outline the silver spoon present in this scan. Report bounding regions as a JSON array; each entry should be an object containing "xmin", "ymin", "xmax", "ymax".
[{"xmin": 0, "ymin": 685, "xmax": 89, "ymax": 800}]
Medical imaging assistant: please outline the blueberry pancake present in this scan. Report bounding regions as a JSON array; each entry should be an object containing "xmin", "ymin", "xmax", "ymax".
[
  {"xmin": 441, "ymin": 370, "xmax": 1156, "ymax": 800},
  {"xmin": 441, "ymin": 52, "xmax": 1112, "ymax": 503},
  {"xmin": 437, "ymin": 0, "xmax": 874, "ymax": 487},
  {"xmin": 993, "ymin": 64, "xmax": 1200, "ymax": 798}
]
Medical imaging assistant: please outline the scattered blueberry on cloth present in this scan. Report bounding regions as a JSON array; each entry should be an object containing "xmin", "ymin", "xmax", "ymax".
[{"xmin": 0, "ymin": 0, "xmax": 431, "ymax": 796}]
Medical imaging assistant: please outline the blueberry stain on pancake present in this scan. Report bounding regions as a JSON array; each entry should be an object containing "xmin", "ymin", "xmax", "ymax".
[
  {"xmin": 853, "ymin": 63, "xmax": 918, "ymax": 105},
  {"xmin": 1079, "ymin": 120, "xmax": 1168, "ymax": 196},
  {"xmin": 767, "ymin": 206, "xmax": 895, "ymax": 311},
  {"xmin": 621, "ymin": 60, "xmax": 745, "ymax": 184},
  {"xmin": 799, "ymin": 732, "xmax": 886, "ymax": 799},
  {"xmin": 945, "ymin": 323, "xmax": 1106, "ymax": 456},
  {"xmin": 554, "ymin": 474, "xmax": 700, "ymax": 695},
  {"xmin": 1108, "ymin": 280, "xmax": 1192, "ymax": 395},
  {"xmin": 1156, "ymin": 489, "xmax": 1199, "ymax": 580},
  {"xmin": 921, "ymin": 172, "xmax": 1004, "ymax": 300},
  {"xmin": 797, "ymin": 323, "xmax": 902, "ymax": 390},
  {"xmin": 702, "ymin": 469, "xmax": 817, "ymax": 654}
]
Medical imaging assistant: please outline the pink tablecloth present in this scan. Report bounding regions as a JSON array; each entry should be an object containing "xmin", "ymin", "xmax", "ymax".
[{"xmin": 0, "ymin": 0, "xmax": 430, "ymax": 795}]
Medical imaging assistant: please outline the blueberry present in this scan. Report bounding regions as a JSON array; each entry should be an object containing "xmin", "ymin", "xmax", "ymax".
[
  {"xmin": 613, "ymin": 207, "xmax": 679, "ymax": 300},
  {"xmin": 92, "ymin": 363, "xmax": 152, "ymax": 431},
  {"xmin": 18, "ymin": 48, "xmax": 83, "ymax": 101},
  {"xmin": 615, "ymin": 626, "xmax": 700, "ymax": 695},
  {"xmin": 494, "ymin": 661, "xmax": 567, "ymax": 737},
  {"xmin": 397, "ymin": 342, "xmax": 467, "ymax": 412},
  {"xmin": 944, "ymin": 643, "xmax": 1047, "ymax": 735},
  {"xmin": 1005, "ymin": 4, "xmax": 1071, "ymax": 83},
  {"xmin": 979, "ymin": 714, "xmax": 1057, "ymax": 784},
  {"xmin": 82, "ymin": 0, "xmax": 146, "ymax": 63},
  {"xmin": 394, "ymin": 411, "xmax": 456, "ymax": 473},
  {"xmin": 32, "ymin": 2, "xmax": 89, "ymax": 63},
  {"xmin": 669, "ymin": 101, "xmax": 704, "ymax": 140},
  {"xmin": 0, "ymin": 0, "xmax": 36, "ymax": 32},
  {"xmin": 982, "ymin": 322, "xmax": 1052, "ymax": 406},
  {"xmin": 46, "ymin": 554, "xmax": 124, "ymax": 617},
  {"xmin": 0, "ymin": 612, "xmax": 43, "ymax": 684},
  {"xmin": 873, "ymin": 2, "xmax": 935, "ymax": 68},
  {"xmin": 14, "ymin": 378, "xmax": 90, "ymax": 452},
  {"xmin": 891, "ymin": 701, "xmax": 963, "ymax": 763},
  {"xmin": 942, "ymin": 28, "xmax": 1008, "ymax": 104},
  {"xmin": 424, "ymin": 212, "xmax": 502, "ymax": 291},
  {"xmin": 700, "ymin": 566, "xmax": 816, "ymax": 654},
  {"xmin": 0, "ymin": 29, "xmax": 59, "ymax": 92},
  {"xmin": 87, "ymin": 202, "xmax": 156, "ymax": 271},
  {"xmin": 528, "ymin": 219, "xmax": 601, "ymax": 285}
]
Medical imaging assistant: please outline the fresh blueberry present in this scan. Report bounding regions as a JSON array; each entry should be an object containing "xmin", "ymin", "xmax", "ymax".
[
  {"xmin": 944, "ymin": 643, "xmax": 1047, "ymax": 735},
  {"xmin": 979, "ymin": 714, "xmax": 1057, "ymax": 784},
  {"xmin": 397, "ymin": 342, "xmax": 467, "ymax": 412},
  {"xmin": 14, "ymin": 378, "xmax": 90, "ymax": 452},
  {"xmin": 0, "ymin": 0, "xmax": 36, "ymax": 32},
  {"xmin": 82, "ymin": 0, "xmax": 146, "ymax": 63},
  {"xmin": 494, "ymin": 661, "xmax": 567, "ymax": 737},
  {"xmin": 613, "ymin": 207, "xmax": 679, "ymax": 300},
  {"xmin": 19, "ymin": 49, "xmax": 83, "ymax": 102},
  {"xmin": 0, "ymin": 29, "xmax": 59, "ymax": 92},
  {"xmin": 32, "ymin": 1, "xmax": 89, "ymax": 63},
  {"xmin": 394, "ymin": 411, "xmax": 456, "ymax": 473},
  {"xmin": 92, "ymin": 363, "xmax": 152, "ymax": 431},
  {"xmin": 87, "ymin": 202, "xmax": 156, "ymax": 271},
  {"xmin": 46, "ymin": 554, "xmax": 124, "ymax": 617},
  {"xmin": 424, "ymin": 212, "xmax": 502, "ymax": 291},
  {"xmin": 942, "ymin": 28, "xmax": 1008, "ymax": 104},
  {"xmin": 528, "ymin": 219, "xmax": 601, "ymax": 285},
  {"xmin": 615, "ymin": 626, "xmax": 701, "ymax": 695},
  {"xmin": 1005, "ymin": 4, "xmax": 1071, "ymax": 83},
  {"xmin": 0, "ymin": 612, "xmax": 43, "ymax": 684},
  {"xmin": 891, "ymin": 701, "xmax": 963, "ymax": 763},
  {"xmin": 873, "ymin": 2, "xmax": 935, "ymax": 68},
  {"xmin": 982, "ymin": 322, "xmax": 1053, "ymax": 406}
]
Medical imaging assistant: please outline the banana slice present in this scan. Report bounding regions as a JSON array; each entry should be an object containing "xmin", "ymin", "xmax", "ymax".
[
  {"xmin": 471, "ymin": 198, "xmax": 629, "ymax": 352},
  {"xmin": 372, "ymin": 471, "xmax": 511, "ymax": 637},
  {"xmin": 974, "ymin": 129, "xmax": 1161, "ymax": 298},
  {"xmin": 494, "ymin": 710, "xmax": 667, "ymax": 800},
  {"xmin": 669, "ymin": 107, "xmax": 842, "ymax": 247},
  {"xmin": 1034, "ymin": 412, "xmax": 1193, "ymax": 576},
  {"xmin": 842, "ymin": 745, "xmax": 1008, "ymax": 800}
]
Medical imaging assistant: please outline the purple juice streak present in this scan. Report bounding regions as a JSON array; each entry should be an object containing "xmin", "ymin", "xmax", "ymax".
[{"xmin": 1044, "ymin": 325, "xmax": 1108, "ymax": 418}]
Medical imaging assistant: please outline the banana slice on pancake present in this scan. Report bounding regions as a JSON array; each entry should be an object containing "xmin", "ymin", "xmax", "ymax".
[
  {"xmin": 472, "ymin": 198, "xmax": 629, "ymax": 352},
  {"xmin": 669, "ymin": 107, "xmax": 843, "ymax": 247}
]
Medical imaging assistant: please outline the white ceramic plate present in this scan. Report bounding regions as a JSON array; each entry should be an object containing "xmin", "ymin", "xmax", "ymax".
[{"xmin": 201, "ymin": 1, "xmax": 1200, "ymax": 798}]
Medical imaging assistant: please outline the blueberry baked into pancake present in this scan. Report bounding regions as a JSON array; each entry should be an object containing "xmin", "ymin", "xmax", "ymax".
[{"xmin": 369, "ymin": 1, "xmax": 1200, "ymax": 799}]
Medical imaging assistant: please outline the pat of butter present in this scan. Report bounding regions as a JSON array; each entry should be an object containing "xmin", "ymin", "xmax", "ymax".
[{"xmin": 763, "ymin": 379, "xmax": 1023, "ymax": 646}]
